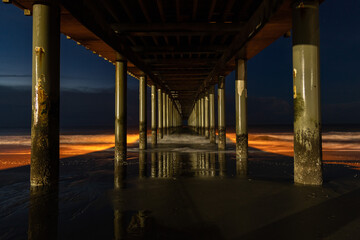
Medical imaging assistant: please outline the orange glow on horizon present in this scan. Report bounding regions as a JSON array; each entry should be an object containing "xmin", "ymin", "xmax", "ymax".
[
  {"xmin": 0, "ymin": 133, "xmax": 139, "ymax": 170},
  {"xmin": 227, "ymin": 133, "xmax": 360, "ymax": 170}
]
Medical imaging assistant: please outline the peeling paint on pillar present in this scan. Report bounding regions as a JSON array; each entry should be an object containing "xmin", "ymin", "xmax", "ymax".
[
  {"xmin": 151, "ymin": 85, "xmax": 157, "ymax": 145},
  {"xmin": 218, "ymin": 76, "xmax": 226, "ymax": 150},
  {"xmin": 30, "ymin": 3, "xmax": 60, "ymax": 186},
  {"xmin": 139, "ymin": 76, "xmax": 147, "ymax": 150},
  {"xmin": 115, "ymin": 53, "xmax": 127, "ymax": 161},
  {"xmin": 292, "ymin": 0, "xmax": 322, "ymax": 185}
]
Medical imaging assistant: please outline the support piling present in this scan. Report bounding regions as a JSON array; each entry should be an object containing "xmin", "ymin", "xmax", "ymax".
[
  {"xmin": 209, "ymin": 86, "xmax": 216, "ymax": 144},
  {"xmin": 151, "ymin": 85, "xmax": 157, "ymax": 145},
  {"xmin": 204, "ymin": 91, "xmax": 209, "ymax": 138},
  {"xmin": 235, "ymin": 59, "xmax": 248, "ymax": 160},
  {"xmin": 30, "ymin": 3, "xmax": 60, "ymax": 186},
  {"xmin": 139, "ymin": 75, "xmax": 147, "ymax": 150},
  {"xmin": 158, "ymin": 88, "xmax": 163, "ymax": 139},
  {"xmin": 162, "ymin": 92, "xmax": 166, "ymax": 135},
  {"xmin": 292, "ymin": 0, "xmax": 322, "ymax": 185},
  {"xmin": 218, "ymin": 76, "xmax": 226, "ymax": 150},
  {"xmin": 115, "ymin": 53, "xmax": 127, "ymax": 161}
]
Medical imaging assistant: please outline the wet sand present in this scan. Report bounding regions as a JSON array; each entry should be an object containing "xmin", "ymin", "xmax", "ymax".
[{"xmin": 0, "ymin": 127, "xmax": 360, "ymax": 239}]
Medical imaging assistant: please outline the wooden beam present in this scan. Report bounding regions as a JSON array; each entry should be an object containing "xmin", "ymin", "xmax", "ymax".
[
  {"xmin": 222, "ymin": 0, "xmax": 236, "ymax": 22},
  {"xmin": 112, "ymin": 23, "xmax": 245, "ymax": 33},
  {"xmin": 197, "ymin": 0, "xmax": 286, "ymax": 97},
  {"xmin": 208, "ymin": 0, "xmax": 217, "ymax": 21},
  {"xmin": 157, "ymin": 0, "xmax": 166, "ymax": 22},
  {"xmin": 131, "ymin": 45, "xmax": 226, "ymax": 53},
  {"xmin": 145, "ymin": 59, "xmax": 218, "ymax": 64},
  {"xmin": 192, "ymin": 0, "xmax": 198, "ymax": 20},
  {"xmin": 61, "ymin": 0, "xmax": 170, "ymax": 94},
  {"xmin": 176, "ymin": 0, "xmax": 181, "ymax": 22},
  {"xmin": 117, "ymin": 0, "xmax": 135, "ymax": 22}
]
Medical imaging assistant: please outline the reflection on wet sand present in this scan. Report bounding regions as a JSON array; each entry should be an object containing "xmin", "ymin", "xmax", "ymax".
[
  {"xmin": 109, "ymin": 143, "xmax": 360, "ymax": 239},
  {"xmin": 236, "ymin": 154, "xmax": 248, "ymax": 177},
  {"xmin": 114, "ymin": 160, "xmax": 126, "ymax": 240},
  {"xmin": 28, "ymin": 186, "xmax": 58, "ymax": 240},
  {"xmin": 1, "ymin": 128, "xmax": 359, "ymax": 239}
]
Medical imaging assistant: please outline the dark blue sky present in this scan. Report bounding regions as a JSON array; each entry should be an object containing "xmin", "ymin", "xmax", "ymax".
[{"xmin": 0, "ymin": 1, "xmax": 359, "ymax": 128}]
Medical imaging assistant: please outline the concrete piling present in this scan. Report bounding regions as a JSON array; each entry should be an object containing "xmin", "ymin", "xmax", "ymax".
[
  {"xmin": 115, "ymin": 53, "xmax": 127, "ymax": 161},
  {"xmin": 218, "ymin": 76, "xmax": 226, "ymax": 150},
  {"xmin": 162, "ymin": 92, "xmax": 166, "ymax": 135},
  {"xmin": 235, "ymin": 59, "xmax": 248, "ymax": 160},
  {"xmin": 292, "ymin": 0, "xmax": 322, "ymax": 185},
  {"xmin": 30, "ymin": 3, "xmax": 60, "ymax": 186},
  {"xmin": 204, "ymin": 91, "xmax": 209, "ymax": 139},
  {"xmin": 151, "ymin": 85, "xmax": 157, "ymax": 146},
  {"xmin": 209, "ymin": 86, "xmax": 216, "ymax": 144},
  {"xmin": 158, "ymin": 88, "xmax": 163, "ymax": 139},
  {"xmin": 139, "ymin": 75, "xmax": 147, "ymax": 150}
]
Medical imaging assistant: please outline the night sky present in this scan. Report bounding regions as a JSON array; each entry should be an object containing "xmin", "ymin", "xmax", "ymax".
[{"xmin": 0, "ymin": 1, "xmax": 359, "ymax": 129}]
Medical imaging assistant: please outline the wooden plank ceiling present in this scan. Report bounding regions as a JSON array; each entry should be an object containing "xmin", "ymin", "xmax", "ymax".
[{"xmin": 10, "ymin": 0, "xmax": 295, "ymax": 118}]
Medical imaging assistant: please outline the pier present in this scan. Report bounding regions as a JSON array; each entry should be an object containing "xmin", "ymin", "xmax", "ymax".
[
  {"xmin": 6, "ymin": 1, "xmax": 359, "ymax": 239},
  {"xmin": 3, "ymin": 0, "xmax": 325, "ymax": 186}
]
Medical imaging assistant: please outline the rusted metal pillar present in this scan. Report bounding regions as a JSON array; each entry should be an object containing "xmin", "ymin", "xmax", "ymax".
[
  {"xmin": 204, "ymin": 91, "xmax": 209, "ymax": 138},
  {"xmin": 235, "ymin": 59, "xmax": 248, "ymax": 160},
  {"xmin": 158, "ymin": 88, "xmax": 163, "ymax": 139},
  {"xmin": 293, "ymin": 0, "xmax": 322, "ymax": 185},
  {"xmin": 162, "ymin": 92, "xmax": 166, "ymax": 134},
  {"xmin": 30, "ymin": 3, "xmax": 60, "ymax": 186},
  {"xmin": 151, "ymin": 85, "xmax": 157, "ymax": 146},
  {"xmin": 209, "ymin": 85, "xmax": 216, "ymax": 144},
  {"xmin": 139, "ymin": 75, "xmax": 147, "ymax": 150},
  {"xmin": 218, "ymin": 76, "xmax": 226, "ymax": 150},
  {"xmin": 115, "ymin": 53, "xmax": 127, "ymax": 161}
]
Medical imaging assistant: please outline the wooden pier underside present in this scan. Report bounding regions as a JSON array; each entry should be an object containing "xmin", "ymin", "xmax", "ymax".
[{"xmin": 10, "ymin": 0, "xmax": 297, "ymax": 117}]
